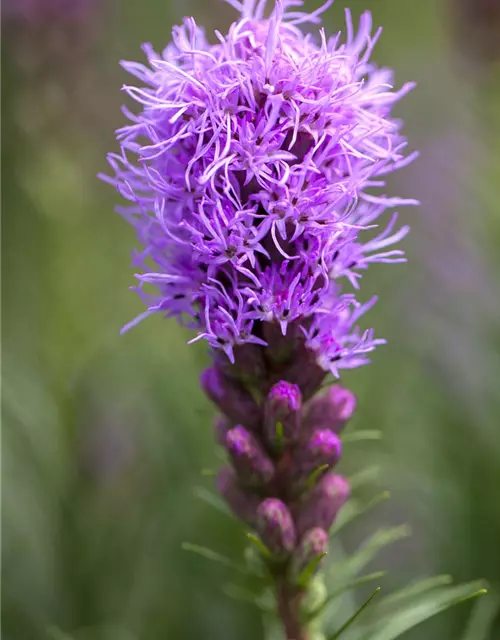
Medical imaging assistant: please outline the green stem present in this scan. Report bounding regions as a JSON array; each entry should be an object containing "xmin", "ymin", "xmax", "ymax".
[{"xmin": 276, "ymin": 578, "xmax": 308, "ymax": 640}]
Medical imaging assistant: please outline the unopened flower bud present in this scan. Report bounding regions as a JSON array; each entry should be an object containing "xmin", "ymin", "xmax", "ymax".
[
  {"xmin": 303, "ymin": 386, "xmax": 356, "ymax": 435},
  {"xmin": 225, "ymin": 426, "xmax": 274, "ymax": 486},
  {"xmin": 256, "ymin": 498, "xmax": 296, "ymax": 557},
  {"xmin": 200, "ymin": 367, "xmax": 261, "ymax": 429},
  {"xmin": 216, "ymin": 466, "xmax": 259, "ymax": 527},
  {"xmin": 295, "ymin": 474, "xmax": 350, "ymax": 536},
  {"xmin": 264, "ymin": 381, "xmax": 302, "ymax": 445},
  {"xmin": 297, "ymin": 429, "xmax": 342, "ymax": 477},
  {"xmin": 292, "ymin": 527, "xmax": 329, "ymax": 577}
]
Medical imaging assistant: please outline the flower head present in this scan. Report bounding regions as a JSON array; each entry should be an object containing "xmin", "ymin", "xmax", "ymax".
[{"xmin": 102, "ymin": 0, "xmax": 417, "ymax": 375}]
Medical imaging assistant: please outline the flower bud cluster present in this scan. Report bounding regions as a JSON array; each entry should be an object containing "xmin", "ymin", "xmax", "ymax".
[{"xmin": 202, "ymin": 357, "xmax": 353, "ymax": 574}]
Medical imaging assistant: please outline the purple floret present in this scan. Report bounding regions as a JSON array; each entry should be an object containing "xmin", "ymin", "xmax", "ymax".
[{"xmin": 101, "ymin": 0, "xmax": 417, "ymax": 375}]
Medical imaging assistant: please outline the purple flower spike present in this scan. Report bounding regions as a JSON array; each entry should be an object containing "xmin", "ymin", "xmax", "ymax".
[
  {"xmin": 264, "ymin": 381, "xmax": 302, "ymax": 445},
  {"xmin": 217, "ymin": 466, "xmax": 259, "ymax": 527},
  {"xmin": 292, "ymin": 527, "xmax": 329, "ymax": 577},
  {"xmin": 200, "ymin": 367, "xmax": 261, "ymax": 429},
  {"xmin": 303, "ymin": 386, "xmax": 356, "ymax": 435},
  {"xmin": 257, "ymin": 498, "xmax": 296, "ymax": 557},
  {"xmin": 102, "ymin": 0, "xmax": 417, "ymax": 377},
  {"xmin": 295, "ymin": 473, "xmax": 350, "ymax": 536},
  {"xmin": 225, "ymin": 426, "xmax": 275, "ymax": 486}
]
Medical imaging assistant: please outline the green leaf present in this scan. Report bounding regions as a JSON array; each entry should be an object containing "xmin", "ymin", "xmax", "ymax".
[
  {"xmin": 348, "ymin": 466, "xmax": 381, "ymax": 491},
  {"xmin": 46, "ymin": 629, "xmax": 76, "ymax": 640},
  {"xmin": 246, "ymin": 533, "xmax": 272, "ymax": 559},
  {"xmin": 331, "ymin": 492, "xmax": 390, "ymax": 535},
  {"xmin": 297, "ymin": 552, "xmax": 328, "ymax": 588},
  {"xmin": 336, "ymin": 526, "xmax": 411, "ymax": 580},
  {"xmin": 193, "ymin": 486, "xmax": 231, "ymax": 517},
  {"xmin": 222, "ymin": 583, "xmax": 273, "ymax": 611},
  {"xmin": 342, "ymin": 430, "xmax": 383, "ymax": 443},
  {"xmin": 462, "ymin": 587, "xmax": 499, "ymax": 640},
  {"xmin": 200, "ymin": 468, "xmax": 217, "ymax": 476},
  {"xmin": 307, "ymin": 464, "xmax": 330, "ymax": 489},
  {"xmin": 308, "ymin": 572, "xmax": 387, "ymax": 621},
  {"xmin": 375, "ymin": 574, "xmax": 453, "ymax": 611},
  {"xmin": 358, "ymin": 581, "xmax": 487, "ymax": 640},
  {"xmin": 328, "ymin": 587, "xmax": 381, "ymax": 639},
  {"xmin": 182, "ymin": 542, "xmax": 246, "ymax": 573},
  {"xmin": 275, "ymin": 421, "xmax": 284, "ymax": 444}
]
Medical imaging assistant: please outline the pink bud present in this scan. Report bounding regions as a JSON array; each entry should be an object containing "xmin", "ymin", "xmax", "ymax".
[
  {"xmin": 217, "ymin": 466, "xmax": 259, "ymax": 527},
  {"xmin": 257, "ymin": 498, "xmax": 296, "ymax": 557},
  {"xmin": 225, "ymin": 426, "xmax": 274, "ymax": 486},
  {"xmin": 294, "ymin": 473, "xmax": 350, "ymax": 536},
  {"xmin": 264, "ymin": 380, "xmax": 302, "ymax": 445},
  {"xmin": 303, "ymin": 385, "xmax": 356, "ymax": 435}
]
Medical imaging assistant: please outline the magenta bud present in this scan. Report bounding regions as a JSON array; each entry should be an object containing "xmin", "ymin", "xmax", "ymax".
[
  {"xmin": 298, "ymin": 429, "xmax": 342, "ymax": 476},
  {"xmin": 295, "ymin": 474, "xmax": 350, "ymax": 536},
  {"xmin": 200, "ymin": 367, "xmax": 261, "ymax": 429},
  {"xmin": 292, "ymin": 527, "xmax": 329, "ymax": 576},
  {"xmin": 256, "ymin": 498, "xmax": 296, "ymax": 557},
  {"xmin": 216, "ymin": 466, "xmax": 259, "ymax": 527},
  {"xmin": 303, "ymin": 386, "xmax": 356, "ymax": 435},
  {"xmin": 225, "ymin": 426, "xmax": 274, "ymax": 486},
  {"xmin": 264, "ymin": 381, "xmax": 302, "ymax": 445}
]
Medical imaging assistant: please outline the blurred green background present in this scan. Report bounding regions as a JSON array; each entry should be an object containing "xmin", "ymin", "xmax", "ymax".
[{"xmin": 2, "ymin": 1, "xmax": 500, "ymax": 638}]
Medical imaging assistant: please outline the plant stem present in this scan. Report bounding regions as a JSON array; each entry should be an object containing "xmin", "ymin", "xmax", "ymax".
[{"xmin": 276, "ymin": 578, "xmax": 308, "ymax": 640}]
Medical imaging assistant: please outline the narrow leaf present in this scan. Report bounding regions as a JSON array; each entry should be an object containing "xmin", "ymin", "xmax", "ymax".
[
  {"xmin": 348, "ymin": 466, "xmax": 381, "ymax": 491},
  {"xmin": 222, "ymin": 583, "xmax": 273, "ymax": 611},
  {"xmin": 46, "ymin": 629, "xmax": 76, "ymax": 640},
  {"xmin": 275, "ymin": 421, "xmax": 284, "ymax": 444},
  {"xmin": 182, "ymin": 542, "xmax": 246, "ymax": 573},
  {"xmin": 359, "ymin": 581, "xmax": 488, "ymax": 640},
  {"xmin": 193, "ymin": 486, "xmax": 231, "ymax": 516},
  {"xmin": 336, "ymin": 526, "xmax": 411, "ymax": 580},
  {"xmin": 308, "ymin": 572, "xmax": 387, "ymax": 621},
  {"xmin": 343, "ymin": 430, "xmax": 382, "ymax": 443},
  {"xmin": 331, "ymin": 492, "xmax": 391, "ymax": 535},
  {"xmin": 328, "ymin": 587, "xmax": 382, "ymax": 639},
  {"xmin": 297, "ymin": 552, "xmax": 328, "ymax": 588},
  {"xmin": 376, "ymin": 574, "xmax": 453, "ymax": 611},
  {"xmin": 247, "ymin": 533, "xmax": 272, "ymax": 559},
  {"xmin": 462, "ymin": 587, "xmax": 499, "ymax": 640},
  {"xmin": 307, "ymin": 464, "xmax": 330, "ymax": 489}
]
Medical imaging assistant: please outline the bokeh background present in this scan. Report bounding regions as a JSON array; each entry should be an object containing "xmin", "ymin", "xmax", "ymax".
[{"xmin": 2, "ymin": 1, "xmax": 500, "ymax": 638}]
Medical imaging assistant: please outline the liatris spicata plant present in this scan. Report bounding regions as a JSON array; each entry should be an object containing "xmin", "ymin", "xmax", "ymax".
[{"xmin": 102, "ymin": 1, "xmax": 487, "ymax": 638}]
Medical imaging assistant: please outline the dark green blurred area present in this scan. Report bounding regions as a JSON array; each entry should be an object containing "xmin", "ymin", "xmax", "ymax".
[{"xmin": 2, "ymin": 1, "xmax": 500, "ymax": 638}]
